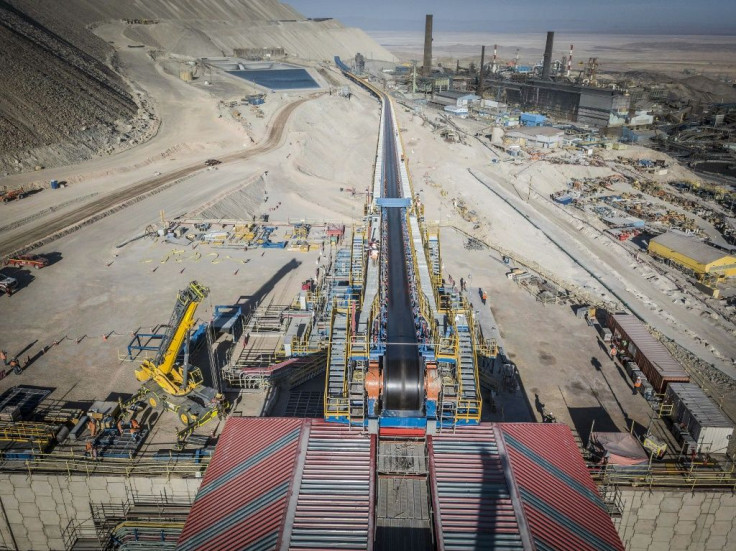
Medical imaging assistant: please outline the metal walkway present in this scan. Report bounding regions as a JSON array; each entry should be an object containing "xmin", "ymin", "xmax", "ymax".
[{"xmin": 409, "ymin": 215, "xmax": 437, "ymax": 316}]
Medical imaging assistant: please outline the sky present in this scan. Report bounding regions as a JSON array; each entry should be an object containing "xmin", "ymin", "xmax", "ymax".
[{"xmin": 285, "ymin": 0, "xmax": 736, "ymax": 35}]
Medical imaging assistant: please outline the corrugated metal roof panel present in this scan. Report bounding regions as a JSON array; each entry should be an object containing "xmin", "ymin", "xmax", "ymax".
[
  {"xmin": 177, "ymin": 418, "xmax": 305, "ymax": 551},
  {"xmin": 500, "ymin": 423, "xmax": 624, "ymax": 551},
  {"xmin": 651, "ymin": 232, "xmax": 730, "ymax": 265},
  {"xmin": 610, "ymin": 314, "xmax": 689, "ymax": 378},
  {"xmin": 666, "ymin": 383, "xmax": 734, "ymax": 428},
  {"xmin": 430, "ymin": 425, "xmax": 525, "ymax": 550},
  {"xmin": 287, "ymin": 420, "xmax": 373, "ymax": 551}
]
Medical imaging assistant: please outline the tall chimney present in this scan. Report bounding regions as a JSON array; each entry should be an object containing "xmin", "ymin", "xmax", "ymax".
[
  {"xmin": 423, "ymin": 14, "xmax": 433, "ymax": 77},
  {"xmin": 492, "ymin": 44, "xmax": 497, "ymax": 73},
  {"xmin": 541, "ymin": 31, "xmax": 554, "ymax": 80},
  {"xmin": 478, "ymin": 45, "xmax": 485, "ymax": 97},
  {"xmin": 567, "ymin": 44, "xmax": 573, "ymax": 76}
]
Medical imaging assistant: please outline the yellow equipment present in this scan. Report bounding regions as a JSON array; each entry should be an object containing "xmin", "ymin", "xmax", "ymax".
[
  {"xmin": 127, "ymin": 281, "xmax": 228, "ymax": 442},
  {"xmin": 135, "ymin": 281, "xmax": 208, "ymax": 396},
  {"xmin": 642, "ymin": 433, "xmax": 667, "ymax": 459}
]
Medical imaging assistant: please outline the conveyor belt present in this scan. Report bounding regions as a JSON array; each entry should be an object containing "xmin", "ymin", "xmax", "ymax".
[{"xmin": 381, "ymin": 99, "xmax": 423, "ymax": 412}]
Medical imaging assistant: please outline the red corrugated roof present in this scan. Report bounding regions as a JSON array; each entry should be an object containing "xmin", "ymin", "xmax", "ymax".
[
  {"xmin": 430, "ymin": 425, "xmax": 526, "ymax": 550},
  {"xmin": 179, "ymin": 419, "xmax": 624, "ymax": 551},
  {"xmin": 177, "ymin": 418, "xmax": 305, "ymax": 551},
  {"xmin": 500, "ymin": 423, "xmax": 624, "ymax": 551}
]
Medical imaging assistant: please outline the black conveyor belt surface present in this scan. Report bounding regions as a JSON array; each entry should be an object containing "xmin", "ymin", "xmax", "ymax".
[{"xmin": 381, "ymin": 99, "xmax": 423, "ymax": 412}]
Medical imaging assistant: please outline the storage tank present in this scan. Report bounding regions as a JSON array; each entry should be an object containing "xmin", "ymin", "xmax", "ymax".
[{"xmin": 665, "ymin": 382, "xmax": 734, "ymax": 454}]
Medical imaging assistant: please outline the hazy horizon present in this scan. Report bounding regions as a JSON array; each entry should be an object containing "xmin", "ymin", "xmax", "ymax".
[{"xmin": 286, "ymin": 1, "xmax": 736, "ymax": 35}]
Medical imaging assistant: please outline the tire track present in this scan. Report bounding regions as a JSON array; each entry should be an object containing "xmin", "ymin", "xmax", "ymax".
[{"xmin": 0, "ymin": 93, "xmax": 320, "ymax": 258}]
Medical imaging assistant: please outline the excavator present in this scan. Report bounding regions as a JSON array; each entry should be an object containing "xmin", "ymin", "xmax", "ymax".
[{"xmin": 126, "ymin": 281, "xmax": 227, "ymax": 443}]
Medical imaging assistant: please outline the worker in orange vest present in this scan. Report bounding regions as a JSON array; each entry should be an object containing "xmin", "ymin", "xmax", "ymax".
[
  {"xmin": 130, "ymin": 419, "xmax": 141, "ymax": 441},
  {"xmin": 633, "ymin": 377, "xmax": 642, "ymax": 395},
  {"xmin": 609, "ymin": 346, "xmax": 617, "ymax": 360}
]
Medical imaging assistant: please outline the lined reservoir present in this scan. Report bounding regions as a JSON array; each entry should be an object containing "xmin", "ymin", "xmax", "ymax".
[{"xmin": 226, "ymin": 62, "xmax": 318, "ymax": 90}]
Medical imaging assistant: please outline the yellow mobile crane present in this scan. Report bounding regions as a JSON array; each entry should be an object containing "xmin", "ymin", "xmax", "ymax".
[{"xmin": 127, "ymin": 281, "xmax": 227, "ymax": 441}]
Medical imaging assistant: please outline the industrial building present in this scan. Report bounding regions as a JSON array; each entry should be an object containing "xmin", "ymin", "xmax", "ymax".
[
  {"xmin": 430, "ymin": 90, "xmax": 480, "ymax": 108},
  {"xmin": 177, "ymin": 418, "xmax": 625, "ymax": 551},
  {"xmin": 505, "ymin": 126, "xmax": 564, "ymax": 149},
  {"xmin": 648, "ymin": 232, "xmax": 736, "ymax": 280},
  {"xmin": 490, "ymin": 80, "xmax": 630, "ymax": 128}
]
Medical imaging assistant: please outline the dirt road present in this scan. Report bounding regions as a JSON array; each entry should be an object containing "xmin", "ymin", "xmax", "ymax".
[{"xmin": 0, "ymin": 94, "xmax": 319, "ymax": 257}]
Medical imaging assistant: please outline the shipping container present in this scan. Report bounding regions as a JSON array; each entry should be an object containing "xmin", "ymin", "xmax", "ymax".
[
  {"xmin": 607, "ymin": 313, "xmax": 689, "ymax": 393},
  {"xmin": 665, "ymin": 383, "xmax": 733, "ymax": 454}
]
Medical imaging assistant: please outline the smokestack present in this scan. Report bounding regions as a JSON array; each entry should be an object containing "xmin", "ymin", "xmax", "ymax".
[
  {"xmin": 478, "ymin": 45, "xmax": 485, "ymax": 97},
  {"xmin": 542, "ymin": 31, "xmax": 554, "ymax": 80},
  {"xmin": 492, "ymin": 44, "xmax": 497, "ymax": 73},
  {"xmin": 567, "ymin": 44, "xmax": 573, "ymax": 76},
  {"xmin": 423, "ymin": 14, "xmax": 433, "ymax": 77}
]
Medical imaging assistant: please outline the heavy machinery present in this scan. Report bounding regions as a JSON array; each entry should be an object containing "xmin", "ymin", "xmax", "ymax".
[
  {"xmin": 5, "ymin": 254, "xmax": 49, "ymax": 269},
  {"xmin": 127, "ymin": 281, "xmax": 227, "ymax": 442},
  {"xmin": 1, "ymin": 187, "xmax": 27, "ymax": 203}
]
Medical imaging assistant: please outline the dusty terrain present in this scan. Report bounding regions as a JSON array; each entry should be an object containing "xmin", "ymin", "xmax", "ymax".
[
  {"xmin": 0, "ymin": 1, "xmax": 140, "ymax": 175},
  {"xmin": 0, "ymin": 0, "xmax": 395, "ymax": 175},
  {"xmin": 0, "ymin": 2, "xmax": 733, "ymax": 463},
  {"xmin": 388, "ymin": 102, "xmax": 736, "ymax": 424}
]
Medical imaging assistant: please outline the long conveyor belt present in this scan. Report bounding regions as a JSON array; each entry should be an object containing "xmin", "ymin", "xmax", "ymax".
[{"xmin": 381, "ymin": 98, "xmax": 423, "ymax": 412}]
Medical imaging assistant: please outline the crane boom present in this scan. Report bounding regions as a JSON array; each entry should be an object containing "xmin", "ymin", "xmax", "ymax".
[{"xmin": 135, "ymin": 281, "xmax": 209, "ymax": 396}]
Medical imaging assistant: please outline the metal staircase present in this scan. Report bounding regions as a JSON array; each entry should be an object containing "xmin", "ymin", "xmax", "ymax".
[
  {"xmin": 454, "ymin": 313, "xmax": 481, "ymax": 423},
  {"xmin": 350, "ymin": 227, "xmax": 365, "ymax": 290},
  {"xmin": 324, "ymin": 310, "xmax": 349, "ymax": 420}
]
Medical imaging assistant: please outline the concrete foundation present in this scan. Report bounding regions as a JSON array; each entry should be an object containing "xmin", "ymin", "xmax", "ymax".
[
  {"xmin": 0, "ymin": 473, "xmax": 202, "ymax": 550},
  {"xmin": 2, "ymin": 473, "xmax": 735, "ymax": 550},
  {"xmin": 618, "ymin": 489, "xmax": 736, "ymax": 550}
]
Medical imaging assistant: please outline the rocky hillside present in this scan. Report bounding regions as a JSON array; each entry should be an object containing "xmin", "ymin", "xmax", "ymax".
[
  {"xmin": 1, "ymin": 0, "xmax": 394, "ymax": 176},
  {"xmin": 0, "ymin": 0, "xmax": 139, "ymax": 175}
]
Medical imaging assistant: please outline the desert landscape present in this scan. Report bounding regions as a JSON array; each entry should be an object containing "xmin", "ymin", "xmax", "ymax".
[{"xmin": 1, "ymin": 1, "xmax": 736, "ymax": 550}]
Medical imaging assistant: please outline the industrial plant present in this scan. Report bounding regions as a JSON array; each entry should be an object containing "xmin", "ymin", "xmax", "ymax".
[{"xmin": 0, "ymin": 1, "xmax": 735, "ymax": 550}]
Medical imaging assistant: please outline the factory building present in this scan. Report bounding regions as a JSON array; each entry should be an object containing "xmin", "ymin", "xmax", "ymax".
[
  {"xmin": 430, "ymin": 90, "xmax": 480, "ymax": 108},
  {"xmin": 491, "ymin": 80, "xmax": 630, "ymax": 128},
  {"xmin": 648, "ymin": 232, "xmax": 736, "ymax": 280},
  {"xmin": 505, "ymin": 126, "xmax": 564, "ymax": 148}
]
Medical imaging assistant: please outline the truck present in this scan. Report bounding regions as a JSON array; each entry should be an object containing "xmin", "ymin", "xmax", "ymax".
[
  {"xmin": 2, "ymin": 188, "xmax": 26, "ymax": 203},
  {"xmin": 5, "ymin": 254, "xmax": 49, "ymax": 269},
  {"xmin": 0, "ymin": 273, "xmax": 18, "ymax": 296}
]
